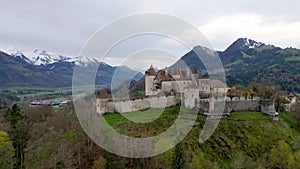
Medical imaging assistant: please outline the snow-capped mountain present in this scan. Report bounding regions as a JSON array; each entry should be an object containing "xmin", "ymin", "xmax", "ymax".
[
  {"xmin": 240, "ymin": 38, "xmax": 264, "ymax": 49},
  {"xmin": 225, "ymin": 38, "xmax": 265, "ymax": 52},
  {"xmin": 25, "ymin": 50, "xmax": 78, "ymax": 65},
  {"xmin": 0, "ymin": 47, "xmax": 144, "ymax": 87},
  {"xmin": 3, "ymin": 47, "xmax": 78, "ymax": 65},
  {"xmin": 2, "ymin": 47, "xmax": 32, "ymax": 63},
  {"xmin": 2, "ymin": 47, "xmax": 117, "ymax": 68}
]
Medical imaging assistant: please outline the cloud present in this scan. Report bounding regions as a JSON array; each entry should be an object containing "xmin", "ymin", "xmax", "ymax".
[
  {"xmin": 1, "ymin": 0, "xmax": 300, "ymax": 61},
  {"xmin": 104, "ymin": 49, "xmax": 179, "ymax": 71},
  {"xmin": 199, "ymin": 13, "xmax": 300, "ymax": 50}
]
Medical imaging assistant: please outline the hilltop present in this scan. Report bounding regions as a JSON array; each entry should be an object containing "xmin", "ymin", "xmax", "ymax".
[
  {"xmin": 6, "ymin": 104, "xmax": 299, "ymax": 168},
  {"xmin": 172, "ymin": 38, "xmax": 300, "ymax": 93}
]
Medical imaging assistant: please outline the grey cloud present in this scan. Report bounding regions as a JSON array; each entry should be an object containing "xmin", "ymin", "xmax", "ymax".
[{"xmin": 0, "ymin": 0, "xmax": 299, "ymax": 58}]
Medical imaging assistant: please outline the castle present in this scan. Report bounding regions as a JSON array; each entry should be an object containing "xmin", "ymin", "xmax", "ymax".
[
  {"xmin": 96, "ymin": 65, "xmax": 278, "ymax": 120},
  {"xmin": 144, "ymin": 65, "xmax": 229, "ymax": 109}
]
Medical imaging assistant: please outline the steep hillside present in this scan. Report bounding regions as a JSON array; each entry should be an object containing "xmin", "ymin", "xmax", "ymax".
[
  {"xmin": 5, "ymin": 103, "xmax": 299, "ymax": 169},
  {"xmin": 0, "ymin": 51, "xmax": 143, "ymax": 88},
  {"xmin": 0, "ymin": 51, "xmax": 73, "ymax": 87},
  {"xmin": 172, "ymin": 38, "xmax": 300, "ymax": 92},
  {"xmin": 223, "ymin": 39, "xmax": 300, "ymax": 92}
]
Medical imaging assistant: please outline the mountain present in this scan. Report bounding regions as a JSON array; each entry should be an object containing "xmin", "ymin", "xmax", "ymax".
[
  {"xmin": 0, "ymin": 49, "xmax": 143, "ymax": 88},
  {"xmin": 4, "ymin": 47, "xmax": 77, "ymax": 66},
  {"xmin": 2, "ymin": 38, "xmax": 300, "ymax": 92},
  {"xmin": 225, "ymin": 38, "xmax": 265, "ymax": 51},
  {"xmin": 172, "ymin": 38, "xmax": 300, "ymax": 92},
  {"xmin": 0, "ymin": 51, "xmax": 71, "ymax": 87},
  {"xmin": 171, "ymin": 46, "xmax": 218, "ymax": 76}
]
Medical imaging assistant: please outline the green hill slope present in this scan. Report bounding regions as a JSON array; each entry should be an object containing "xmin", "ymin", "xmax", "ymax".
[
  {"xmin": 102, "ymin": 106, "xmax": 300, "ymax": 168},
  {"xmin": 172, "ymin": 38, "xmax": 300, "ymax": 93},
  {"xmin": 10, "ymin": 104, "xmax": 300, "ymax": 168}
]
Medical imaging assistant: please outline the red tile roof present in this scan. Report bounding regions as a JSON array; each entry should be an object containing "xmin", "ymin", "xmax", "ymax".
[
  {"xmin": 146, "ymin": 65, "xmax": 157, "ymax": 76},
  {"xmin": 99, "ymin": 89, "xmax": 110, "ymax": 99}
]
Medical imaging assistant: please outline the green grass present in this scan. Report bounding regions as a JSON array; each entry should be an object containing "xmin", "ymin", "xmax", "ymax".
[
  {"xmin": 0, "ymin": 86, "xmax": 91, "ymax": 102},
  {"xmin": 254, "ymin": 45, "xmax": 275, "ymax": 52},
  {"xmin": 103, "ymin": 106, "xmax": 180, "ymax": 126},
  {"xmin": 285, "ymin": 56, "xmax": 300, "ymax": 62},
  {"xmin": 20, "ymin": 92, "xmax": 58, "ymax": 97},
  {"xmin": 101, "ymin": 106, "xmax": 202, "ymax": 138},
  {"xmin": 135, "ymin": 90, "xmax": 145, "ymax": 96},
  {"xmin": 52, "ymin": 107, "xmax": 61, "ymax": 113},
  {"xmin": 62, "ymin": 130, "xmax": 73, "ymax": 141},
  {"xmin": 102, "ymin": 113, "xmax": 130, "ymax": 126},
  {"xmin": 279, "ymin": 113, "xmax": 300, "ymax": 133},
  {"xmin": 226, "ymin": 59, "xmax": 244, "ymax": 67},
  {"xmin": 297, "ymin": 94, "xmax": 300, "ymax": 97},
  {"xmin": 0, "ymin": 86, "xmax": 72, "ymax": 98},
  {"xmin": 241, "ymin": 52, "xmax": 255, "ymax": 59},
  {"xmin": 45, "ymin": 97, "xmax": 65, "ymax": 101},
  {"xmin": 230, "ymin": 111, "xmax": 267, "ymax": 119},
  {"xmin": 267, "ymin": 64, "xmax": 279, "ymax": 69},
  {"xmin": 3, "ymin": 86, "xmax": 70, "ymax": 91},
  {"xmin": 283, "ymin": 48, "xmax": 300, "ymax": 55}
]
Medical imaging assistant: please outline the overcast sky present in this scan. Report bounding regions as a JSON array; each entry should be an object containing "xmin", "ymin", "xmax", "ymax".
[{"xmin": 1, "ymin": 0, "xmax": 300, "ymax": 67}]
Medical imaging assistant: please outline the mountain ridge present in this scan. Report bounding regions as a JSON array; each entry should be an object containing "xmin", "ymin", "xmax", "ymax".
[
  {"xmin": 1, "ymin": 38, "xmax": 300, "ymax": 92},
  {"xmin": 0, "ymin": 50, "xmax": 143, "ymax": 88},
  {"xmin": 172, "ymin": 38, "xmax": 300, "ymax": 92}
]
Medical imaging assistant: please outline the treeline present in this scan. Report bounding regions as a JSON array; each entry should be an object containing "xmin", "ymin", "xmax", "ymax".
[
  {"xmin": 0, "ymin": 93, "xmax": 20, "ymax": 107},
  {"xmin": 0, "ymin": 103, "xmax": 104, "ymax": 168}
]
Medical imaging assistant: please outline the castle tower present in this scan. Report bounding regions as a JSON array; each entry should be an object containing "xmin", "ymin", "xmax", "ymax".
[
  {"xmin": 145, "ymin": 65, "xmax": 157, "ymax": 96},
  {"xmin": 183, "ymin": 85, "xmax": 200, "ymax": 109},
  {"xmin": 192, "ymin": 67, "xmax": 199, "ymax": 86},
  {"xmin": 96, "ymin": 88, "xmax": 111, "ymax": 115}
]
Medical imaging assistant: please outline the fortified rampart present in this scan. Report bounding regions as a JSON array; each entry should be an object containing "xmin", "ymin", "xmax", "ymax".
[
  {"xmin": 198, "ymin": 100, "xmax": 261, "ymax": 113},
  {"xmin": 96, "ymin": 92, "xmax": 278, "ymax": 120},
  {"xmin": 198, "ymin": 99, "xmax": 278, "ymax": 120},
  {"xmin": 96, "ymin": 95, "xmax": 176, "ymax": 114}
]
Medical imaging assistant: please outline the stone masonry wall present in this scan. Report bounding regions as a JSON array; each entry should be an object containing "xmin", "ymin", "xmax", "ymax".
[
  {"xmin": 102, "ymin": 96, "xmax": 176, "ymax": 114},
  {"xmin": 260, "ymin": 99, "xmax": 276, "ymax": 114},
  {"xmin": 198, "ymin": 100, "xmax": 261, "ymax": 113}
]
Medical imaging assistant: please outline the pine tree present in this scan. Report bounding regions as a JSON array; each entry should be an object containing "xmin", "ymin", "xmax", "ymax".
[{"xmin": 4, "ymin": 104, "xmax": 31, "ymax": 169}]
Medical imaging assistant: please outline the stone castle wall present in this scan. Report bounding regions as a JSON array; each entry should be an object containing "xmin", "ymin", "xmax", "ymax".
[
  {"xmin": 198, "ymin": 99, "xmax": 273, "ymax": 113},
  {"xmin": 97, "ymin": 96, "xmax": 276, "ymax": 118},
  {"xmin": 260, "ymin": 99, "xmax": 276, "ymax": 114},
  {"xmin": 97, "ymin": 95, "xmax": 176, "ymax": 114}
]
